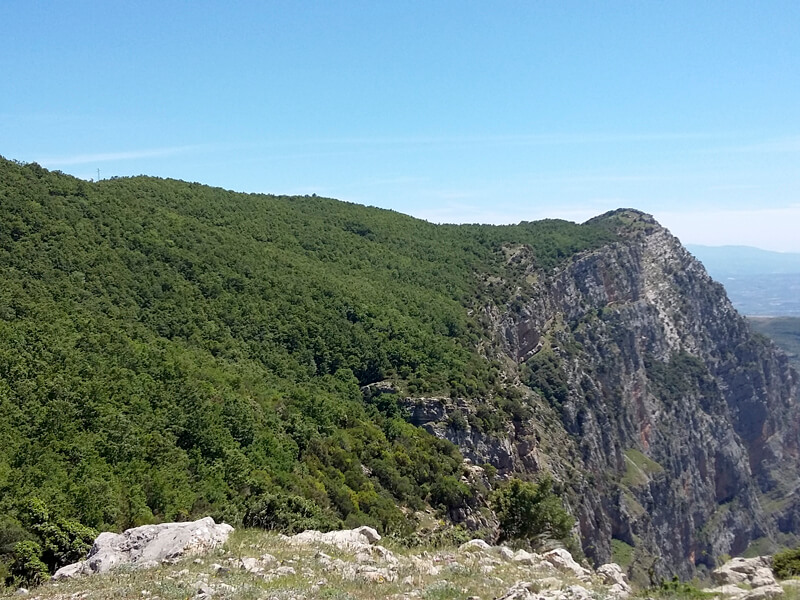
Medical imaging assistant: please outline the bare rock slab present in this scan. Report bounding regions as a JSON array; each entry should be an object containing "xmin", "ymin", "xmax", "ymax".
[
  {"xmin": 543, "ymin": 548, "xmax": 591, "ymax": 578},
  {"xmin": 53, "ymin": 516, "xmax": 233, "ymax": 579},
  {"xmin": 712, "ymin": 556, "xmax": 776, "ymax": 588}
]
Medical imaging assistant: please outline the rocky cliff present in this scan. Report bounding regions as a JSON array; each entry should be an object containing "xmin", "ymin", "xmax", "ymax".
[
  {"xmin": 3, "ymin": 157, "xmax": 798, "ymax": 586},
  {"xmin": 406, "ymin": 210, "xmax": 800, "ymax": 580}
]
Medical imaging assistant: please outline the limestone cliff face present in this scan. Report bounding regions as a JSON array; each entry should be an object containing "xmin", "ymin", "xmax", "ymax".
[{"xmin": 409, "ymin": 210, "xmax": 800, "ymax": 579}]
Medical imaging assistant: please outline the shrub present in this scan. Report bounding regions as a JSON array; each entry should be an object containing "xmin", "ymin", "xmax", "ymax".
[
  {"xmin": 429, "ymin": 475, "xmax": 472, "ymax": 511},
  {"xmin": 10, "ymin": 541, "xmax": 49, "ymax": 587},
  {"xmin": 446, "ymin": 410, "xmax": 468, "ymax": 431},
  {"xmin": 20, "ymin": 499, "xmax": 96, "ymax": 573},
  {"xmin": 491, "ymin": 476, "xmax": 573, "ymax": 543},
  {"xmin": 395, "ymin": 524, "xmax": 474, "ymax": 549},
  {"xmin": 243, "ymin": 492, "xmax": 341, "ymax": 534},
  {"xmin": 653, "ymin": 576, "xmax": 716, "ymax": 599},
  {"xmin": 773, "ymin": 547, "xmax": 800, "ymax": 579}
]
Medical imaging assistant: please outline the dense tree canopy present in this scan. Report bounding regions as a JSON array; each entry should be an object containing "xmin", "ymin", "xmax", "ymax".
[{"xmin": 0, "ymin": 157, "xmax": 616, "ymax": 582}]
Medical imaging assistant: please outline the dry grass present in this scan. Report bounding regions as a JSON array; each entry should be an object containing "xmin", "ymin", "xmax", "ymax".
[{"xmin": 0, "ymin": 528, "xmax": 593, "ymax": 600}]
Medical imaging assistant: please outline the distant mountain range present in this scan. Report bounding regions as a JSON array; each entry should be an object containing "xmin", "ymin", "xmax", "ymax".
[{"xmin": 687, "ymin": 245, "xmax": 800, "ymax": 316}]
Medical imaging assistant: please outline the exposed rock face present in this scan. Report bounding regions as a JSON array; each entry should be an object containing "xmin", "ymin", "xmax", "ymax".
[
  {"xmin": 405, "ymin": 210, "xmax": 800, "ymax": 579},
  {"xmin": 53, "ymin": 517, "xmax": 233, "ymax": 579}
]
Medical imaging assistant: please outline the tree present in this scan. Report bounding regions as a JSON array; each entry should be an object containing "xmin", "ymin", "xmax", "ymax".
[{"xmin": 491, "ymin": 476, "xmax": 573, "ymax": 543}]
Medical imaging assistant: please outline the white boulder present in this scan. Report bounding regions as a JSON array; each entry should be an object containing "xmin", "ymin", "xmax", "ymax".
[
  {"xmin": 712, "ymin": 556, "xmax": 776, "ymax": 587},
  {"xmin": 53, "ymin": 517, "xmax": 233, "ymax": 579},
  {"xmin": 597, "ymin": 563, "xmax": 632, "ymax": 597},
  {"xmin": 289, "ymin": 525, "xmax": 381, "ymax": 549},
  {"xmin": 512, "ymin": 549, "xmax": 545, "ymax": 566},
  {"xmin": 543, "ymin": 548, "xmax": 591, "ymax": 578},
  {"xmin": 743, "ymin": 585, "xmax": 785, "ymax": 600},
  {"xmin": 459, "ymin": 539, "xmax": 492, "ymax": 553}
]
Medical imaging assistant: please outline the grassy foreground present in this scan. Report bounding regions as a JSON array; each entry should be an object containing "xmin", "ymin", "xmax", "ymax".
[{"xmin": 1, "ymin": 528, "xmax": 605, "ymax": 600}]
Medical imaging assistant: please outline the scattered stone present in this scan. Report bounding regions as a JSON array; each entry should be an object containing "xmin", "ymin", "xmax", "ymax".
[
  {"xmin": 52, "ymin": 562, "xmax": 84, "ymax": 580},
  {"xmin": 497, "ymin": 546, "xmax": 515, "ymax": 560},
  {"xmin": 38, "ymin": 523, "xmax": 718, "ymax": 600},
  {"xmin": 411, "ymin": 556, "xmax": 441, "ymax": 576},
  {"xmin": 543, "ymin": 548, "xmax": 591, "ymax": 578},
  {"xmin": 561, "ymin": 584, "xmax": 594, "ymax": 600},
  {"xmin": 705, "ymin": 585, "xmax": 748, "ymax": 598},
  {"xmin": 537, "ymin": 577, "xmax": 563, "ymax": 589},
  {"xmin": 315, "ymin": 550, "xmax": 332, "ymax": 561},
  {"xmin": 356, "ymin": 565, "xmax": 395, "ymax": 583},
  {"xmin": 512, "ymin": 549, "xmax": 544, "ymax": 566},
  {"xmin": 743, "ymin": 585, "xmax": 785, "ymax": 600},
  {"xmin": 497, "ymin": 581, "xmax": 540, "ymax": 600},
  {"xmin": 14, "ymin": 588, "xmax": 29, "ymax": 596},
  {"xmin": 459, "ymin": 539, "xmax": 492, "ymax": 552},
  {"xmin": 239, "ymin": 556, "xmax": 267, "ymax": 574}
]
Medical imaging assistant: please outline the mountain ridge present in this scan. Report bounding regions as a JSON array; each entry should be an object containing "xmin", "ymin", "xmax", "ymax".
[{"xmin": 1, "ymin": 157, "xmax": 799, "ymax": 585}]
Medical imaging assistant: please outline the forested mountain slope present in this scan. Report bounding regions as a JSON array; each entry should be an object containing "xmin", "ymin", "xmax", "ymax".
[{"xmin": 1, "ymin": 157, "xmax": 798, "ymax": 582}]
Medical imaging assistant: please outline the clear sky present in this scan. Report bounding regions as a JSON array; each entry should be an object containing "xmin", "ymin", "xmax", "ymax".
[{"xmin": 2, "ymin": 1, "xmax": 799, "ymax": 251}]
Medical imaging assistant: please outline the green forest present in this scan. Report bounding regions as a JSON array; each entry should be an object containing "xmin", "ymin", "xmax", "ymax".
[{"xmin": 0, "ymin": 157, "xmax": 616, "ymax": 581}]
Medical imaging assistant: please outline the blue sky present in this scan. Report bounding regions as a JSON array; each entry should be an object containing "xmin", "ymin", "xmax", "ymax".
[{"xmin": 2, "ymin": 1, "xmax": 799, "ymax": 250}]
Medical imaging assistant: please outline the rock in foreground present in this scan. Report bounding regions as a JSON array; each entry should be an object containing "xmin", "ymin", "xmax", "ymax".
[
  {"xmin": 705, "ymin": 556, "xmax": 782, "ymax": 600},
  {"xmin": 29, "ymin": 526, "xmax": 640, "ymax": 600},
  {"xmin": 53, "ymin": 517, "xmax": 233, "ymax": 579}
]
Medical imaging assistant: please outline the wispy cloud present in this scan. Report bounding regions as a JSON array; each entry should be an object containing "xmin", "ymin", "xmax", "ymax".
[
  {"xmin": 708, "ymin": 135, "xmax": 800, "ymax": 154},
  {"xmin": 32, "ymin": 130, "xmax": 725, "ymax": 169},
  {"xmin": 39, "ymin": 144, "xmax": 212, "ymax": 167},
  {"xmin": 269, "ymin": 132, "xmax": 714, "ymax": 149}
]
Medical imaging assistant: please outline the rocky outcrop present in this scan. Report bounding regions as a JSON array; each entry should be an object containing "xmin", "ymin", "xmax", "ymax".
[
  {"xmin": 30, "ymin": 527, "xmax": 636, "ymax": 600},
  {"xmin": 710, "ymin": 556, "xmax": 776, "ymax": 587},
  {"xmin": 287, "ymin": 525, "xmax": 381, "ymax": 549},
  {"xmin": 597, "ymin": 563, "xmax": 633, "ymax": 597},
  {"xmin": 53, "ymin": 517, "xmax": 233, "ymax": 579},
  {"xmin": 706, "ymin": 555, "xmax": 783, "ymax": 600},
  {"xmin": 404, "ymin": 210, "xmax": 800, "ymax": 579}
]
